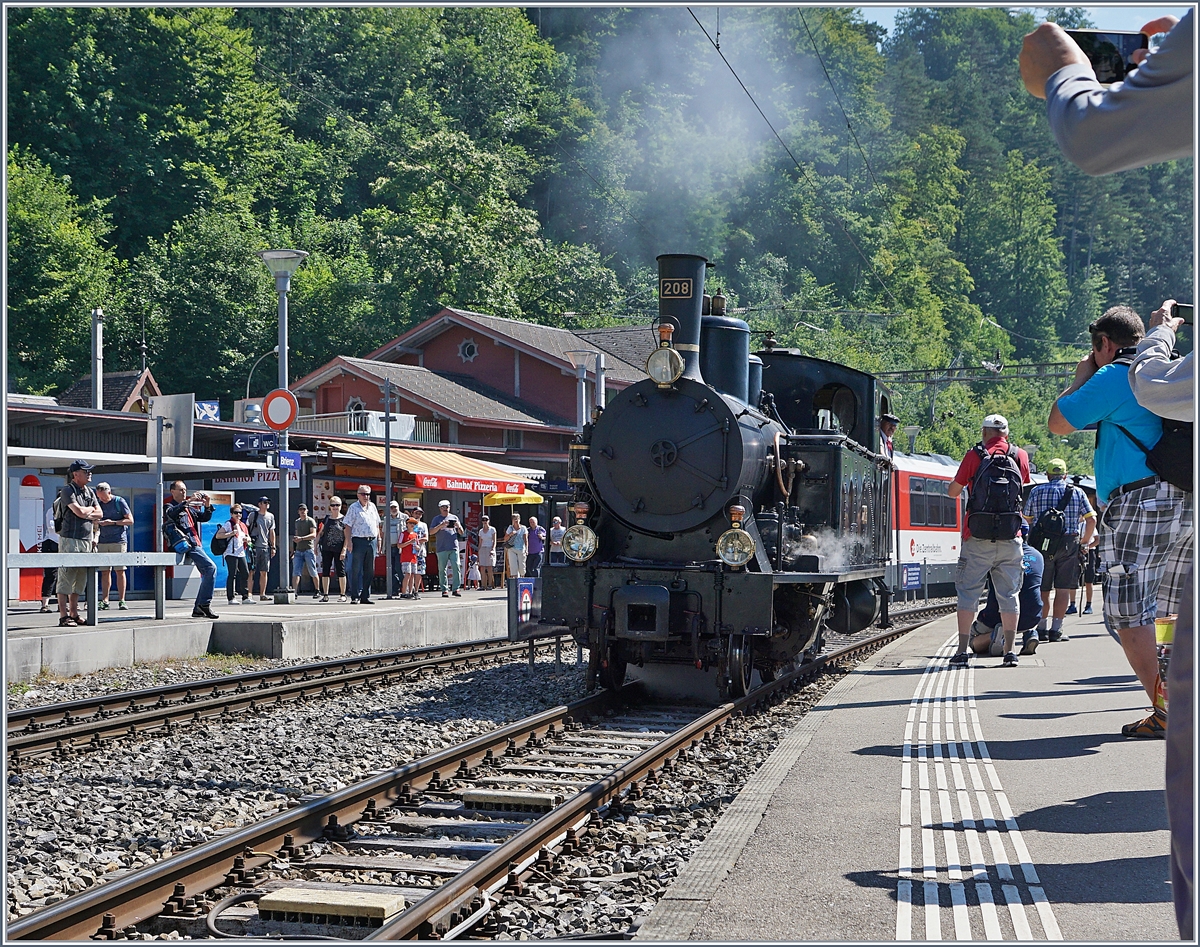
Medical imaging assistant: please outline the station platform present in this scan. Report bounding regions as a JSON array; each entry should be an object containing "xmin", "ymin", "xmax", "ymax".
[
  {"xmin": 639, "ymin": 610, "xmax": 1178, "ymax": 942},
  {"xmin": 5, "ymin": 591, "xmax": 507, "ymax": 683}
]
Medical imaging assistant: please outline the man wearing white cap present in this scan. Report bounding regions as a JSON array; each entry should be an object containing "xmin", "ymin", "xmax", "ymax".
[{"xmin": 946, "ymin": 414, "xmax": 1031, "ymax": 668}]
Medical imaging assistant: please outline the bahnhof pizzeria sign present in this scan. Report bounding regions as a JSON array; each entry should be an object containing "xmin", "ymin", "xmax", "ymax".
[{"xmin": 413, "ymin": 474, "xmax": 525, "ymax": 494}]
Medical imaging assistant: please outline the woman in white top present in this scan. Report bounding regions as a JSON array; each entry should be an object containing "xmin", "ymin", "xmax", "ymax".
[
  {"xmin": 215, "ymin": 504, "xmax": 252, "ymax": 604},
  {"xmin": 477, "ymin": 515, "xmax": 498, "ymax": 590}
]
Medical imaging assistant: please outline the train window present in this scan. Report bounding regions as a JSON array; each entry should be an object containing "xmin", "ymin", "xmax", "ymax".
[
  {"xmin": 926, "ymin": 479, "xmax": 943, "ymax": 527},
  {"xmin": 909, "ymin": 477, "xmax": 926, "ymax": 526},
  {"xmin": 813, "ymin": 384, "xmax": 858, "ymax": 437},
  {"xmin": 943, "ymin": 487, "xmax": 959, "ymax": 528}
]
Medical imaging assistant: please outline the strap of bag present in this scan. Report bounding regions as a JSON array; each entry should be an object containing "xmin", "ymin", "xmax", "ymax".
[
  {"xmin": 1111, "ymin": 422, "xmax": 1156, "ymax": 461},
  {"xmin": 1053, "ymin": 486, "xmax": 1074, "ymax": 513}
]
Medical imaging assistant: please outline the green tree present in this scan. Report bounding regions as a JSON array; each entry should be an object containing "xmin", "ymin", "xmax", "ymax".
[{"xmin": 7, "ymin": 146, "xmax": 124, "ymax": 394}]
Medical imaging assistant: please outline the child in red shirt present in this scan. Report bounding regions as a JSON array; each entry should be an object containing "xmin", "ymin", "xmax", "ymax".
[{"xmin": 399, "ymin": 519, "xmax": 420, "ymax": 599}]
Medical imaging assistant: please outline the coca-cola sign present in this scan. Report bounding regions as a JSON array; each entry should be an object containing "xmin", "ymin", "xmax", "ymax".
[{"xmin": 413, "ymin": 474, "xmax": 525, "ymax": 494}]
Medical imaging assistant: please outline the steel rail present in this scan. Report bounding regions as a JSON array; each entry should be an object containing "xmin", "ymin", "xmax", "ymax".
[
  {"xmin": 366, "ymin": 618, "xmax": 925, "ymax": 940},
  {"xmin": 8, "ymin": 639, "xmax": 563, "ymax": 763}
]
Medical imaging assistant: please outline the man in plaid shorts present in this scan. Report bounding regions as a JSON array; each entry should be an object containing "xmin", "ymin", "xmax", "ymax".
[
  {"xmin": 1050, "ymin": 305, "xmax": 1194, "ymax": 739},
  {"xmin": 1022, "ymin": 458, "xmax": 1095, "ymax": 644}
]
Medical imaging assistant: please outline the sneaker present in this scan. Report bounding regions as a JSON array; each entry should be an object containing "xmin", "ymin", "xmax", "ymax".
[
  {"xmin": 313, "ymin": 593, "xmax": 321, "ymax": 601},
  {"xmin": 1066, "ymin": 604, "xmax": 1078, "ymax": 615},
  {"xmin": 227, "ymin": 598, "xmax": 241, "ymax": 606},
  {"xmin": 452, "ymin": 589, "xmax": 461, "ymax": 597},
  {"xmin": 1020, "ymin": 632, "xmax": 1040, "ymax": 656},
  {"xmin": 99, "ymin": 600, "xmax": 109, "ymax": 610},
  {"xmin": 1002, "ymin": 652, "xmax": 1019, "ymax": 667},
  {"xmin": 192, "ymin": 606, "xmax": 220, "ymax": 619},
  {"xmin": 246, "ymin": 596, "xmax": 258, "ymax": 604},
  {"xmin": 321, "ymin": 594, "xmax": 329, "ymax": 603},
  {"xmin": 360, "ymin": 598, "xmax": 374, "ymax": 605},
  {"xmin": 118, "ymin": 601, "xmax": 128, "ymax": 610},
  {"xmin": 948, "ymin": 651, "xmax": 970, "ymax": 667},
  {"xmin": 1122, "ymin": 709, "xmax": 1167, "ymax": 738},
  {"xmin": 338, "ymin": 595, "xmax": 348, "ymax": 603},
  {"xmin": 1082, "ymin": 604, "xmax": 1093, "ymax": 615},
  {"xmin": 442, "ymin": 591, "xmax": 449, "ymax": 598},
  {"xmin": 1047, "ymin": 630, "xmax": 1068, "ymax": 643}
]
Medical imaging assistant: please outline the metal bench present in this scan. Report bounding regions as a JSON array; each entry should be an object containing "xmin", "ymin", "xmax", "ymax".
[{"xmin": 8, "ymin": 552, "xmax": 179, "ymax": 626}]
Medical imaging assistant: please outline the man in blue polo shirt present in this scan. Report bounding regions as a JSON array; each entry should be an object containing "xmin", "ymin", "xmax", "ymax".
[{"xmin": 1050, "ymin": 306, "xmax": 1194, "ymax": 739}]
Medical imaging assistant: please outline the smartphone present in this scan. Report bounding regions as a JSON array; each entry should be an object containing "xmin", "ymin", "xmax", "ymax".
[
  {"xmin": 1171, "ymin": 302, "xmax": 1194, "ymax": 324},
  {"xmin": 1065, "ymin": 29, "xmax": 1148, "ymax": 83}
]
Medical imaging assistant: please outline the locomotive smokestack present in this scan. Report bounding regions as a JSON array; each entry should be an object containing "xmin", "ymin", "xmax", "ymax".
[{"xmin": 656, "ymin": 253, "xmax": 708, "ymax": 382}]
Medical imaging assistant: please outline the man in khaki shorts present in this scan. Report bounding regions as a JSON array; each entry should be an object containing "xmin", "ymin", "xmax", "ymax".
[
  {"xmin": 95, "ymin": 482, "xmax": 134, "ymax": 609},
  {"xmin": 56, "ymin": 459, "xmax": 103, "ymax": 626}
]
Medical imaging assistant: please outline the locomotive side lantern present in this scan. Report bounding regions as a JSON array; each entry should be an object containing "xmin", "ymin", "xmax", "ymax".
[{"xmin": 563, "ymin": 500, "xmax": 598, "ymax": 562}]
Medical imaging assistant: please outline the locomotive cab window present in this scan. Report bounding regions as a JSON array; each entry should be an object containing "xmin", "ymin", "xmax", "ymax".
[{"xmin": 813, "ymin": 384, "xmax": 858, "ymax": 437}]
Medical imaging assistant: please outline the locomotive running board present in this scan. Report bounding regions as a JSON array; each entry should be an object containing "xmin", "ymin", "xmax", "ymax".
[{"xmin": 770, "ymin": 566, "xmax": 886, "ymax": 584}]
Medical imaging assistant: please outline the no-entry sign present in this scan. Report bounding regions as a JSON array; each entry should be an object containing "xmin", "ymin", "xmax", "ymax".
[{"xmin": 261, "ymin": 388, "xmax": 299, "ymax": 431}]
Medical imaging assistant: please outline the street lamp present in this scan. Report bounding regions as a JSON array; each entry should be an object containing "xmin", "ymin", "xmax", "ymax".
[
  {"xmin": 1022, "ymin": 444, "xmax": 1039, "ymax": 474},
  {"xmin": 246, "ymin": 346, "xmax": 280, "ymax": 401},
  {"xmin": 564, "ymin": 350, "xmax": 606, "ymax": 431},
  {"xmin": 903, "ymin": 425, "xmax": 922, "ymax": 454},
  {"xmin": 256, "ymin": 249, "xmax": 308, "ymax": 600}
]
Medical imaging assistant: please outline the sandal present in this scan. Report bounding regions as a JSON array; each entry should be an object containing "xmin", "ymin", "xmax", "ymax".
[
  {"xmin": 57, "ymin": 615, "xmax": 79, "ymax": 627},
  {"xmin": 39, "ymin": 604, "xmax": 52, "ymax": 613}
]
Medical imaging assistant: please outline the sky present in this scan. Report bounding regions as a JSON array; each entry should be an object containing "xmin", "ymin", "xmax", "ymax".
[{"xmin": 862, "ymin": 5, "xmax": 1192, "ymax": 37}]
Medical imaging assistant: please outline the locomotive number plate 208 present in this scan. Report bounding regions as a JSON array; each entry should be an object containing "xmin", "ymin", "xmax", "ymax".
[{"xmin": 659, "ymin": 278, "xmax": 693, "ymax": 298}]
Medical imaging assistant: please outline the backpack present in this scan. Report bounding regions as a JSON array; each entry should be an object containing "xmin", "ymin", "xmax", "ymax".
[
  {"xmin": 319, "ymin": 515, "xmax": 345, "ymax": 551},
  {"xmin": 161, "ymin": 505, "xmax": 189, "ymax": 552},
  {"xmin": 52, "ymin": 490, "xmax": 66, "ymax": 534},
  {"xmin": 1111, "ymin": 419, "xmax": 1194, "ymax": 493},
  {"xmin": 210, "ymin": 525, "xmax": 231, "ymax": 558},
  {"xmin": 966, "ymin": 443, "xmax": 1023, "ymax": 541},
  {"xmin": 1028, "ymin": 486, "xmax": 1076, "ymax": 557}
]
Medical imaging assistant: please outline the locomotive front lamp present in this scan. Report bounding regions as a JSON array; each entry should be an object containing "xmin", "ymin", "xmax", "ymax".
[
  {"xmin": 716, "ymin": 504, "xmax": 755, "ymax": 567},
  {"xmin": 646, "ymin": 319, "xmax": 685, "ymax": 388},
  {"xmin": 563, "ymin": 524, "xmax": 599, "ymax": 562},
  {"xmin": 572, "ymin": 501, "xmax": 591, "ymax": 523}
]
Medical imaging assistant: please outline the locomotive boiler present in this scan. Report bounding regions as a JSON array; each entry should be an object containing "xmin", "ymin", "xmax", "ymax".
[{"xmin": 537, "ymin": 253, "xmax": 894, "ymax": 699}]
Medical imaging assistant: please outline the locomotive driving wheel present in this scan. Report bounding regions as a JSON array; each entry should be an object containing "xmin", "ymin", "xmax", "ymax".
[{"xmin": 726, "ymin": 635, "xmax": 755, "ymax": 699}]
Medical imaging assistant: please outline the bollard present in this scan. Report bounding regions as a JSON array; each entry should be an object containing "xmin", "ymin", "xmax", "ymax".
[
  {"xmin": 555, "ymin": 635, "xmax": 562, "ymax": 673},
  {"xmin": 923, "ymin": 558, "xmax": 928, "ymax": 602},
  {"xmin": 577, "ymin": 640, "xmax": 584, "ymax": 667},
  {"xmin": 528, "ymin": 639, "xmax": 536, "ymax": 670}
]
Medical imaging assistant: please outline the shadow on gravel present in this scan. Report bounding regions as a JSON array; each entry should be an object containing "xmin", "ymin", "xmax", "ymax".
[
  {"xmin": 1035, "ymin": 854, "xmax": 1171, "ymax": 903},
  {"xmin": 1017, "ymin": 790, "xmax": 1168, "ymax": 835}
]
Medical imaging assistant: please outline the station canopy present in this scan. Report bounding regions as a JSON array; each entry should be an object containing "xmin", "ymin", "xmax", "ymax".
[{"xmin": 322, "ymin": 440, "xmax": 530, "ymax": 495}]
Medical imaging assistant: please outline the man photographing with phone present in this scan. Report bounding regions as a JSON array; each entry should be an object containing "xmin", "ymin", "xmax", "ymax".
[{"xmin": 1019, "ymin": 12, "xmax": 1192, "ymax": 174}]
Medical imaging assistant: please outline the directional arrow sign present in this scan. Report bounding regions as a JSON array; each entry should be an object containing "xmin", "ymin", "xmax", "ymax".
[{"xmin": 233, "ymin": 435, "xmax": 251, "ymax": 453}]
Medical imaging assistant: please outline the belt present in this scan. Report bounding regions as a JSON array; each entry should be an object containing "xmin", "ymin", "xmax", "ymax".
[{"xmin": 1108, "ymin": 476, "xmax": 1158, "ymax": 503}]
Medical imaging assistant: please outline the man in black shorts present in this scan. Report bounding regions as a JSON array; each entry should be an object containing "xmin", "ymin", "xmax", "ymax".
[
  {"xmin": 1023, "ymin": 458, "xmax": 1096, "ymax": 641},
  {"xmin": 316, "ymin": 496, "xmax": 348, "ymax": 602}
]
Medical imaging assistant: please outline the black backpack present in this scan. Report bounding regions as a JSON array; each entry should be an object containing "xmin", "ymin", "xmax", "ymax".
[
  {"xmin": 210, "ymin": 525, "xmax": 231, "ymax": 557},
  {"xmin": 52, "ymin": 489, "xmax": 66, "ymax": 534},
  {"xmin": 1110, "ymin": 419, "xmax": 1194, "ymax": 493},
  {"xmin": 1028, "ymin": 486, "xmax": 1076, "ymax": 556},
  {"xmin": 966, "ymin": 443, "xmax": 1023, "ymax": 541}
]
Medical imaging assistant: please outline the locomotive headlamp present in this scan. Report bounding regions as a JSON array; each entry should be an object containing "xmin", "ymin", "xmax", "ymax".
[
  {"xmin": 646, "ymin": 347, "xmax": 685, "ymax": 387},
  {"xmin": 716, "ymin": 505, "xmax": 754, "ymax": 567},
  {"xmin": 563, "ymin": 524, "xmax": 599, "ymax": 562},
  {"xmin": 572, "ymin": 501, "xmax": 590, "ymax": 524}
]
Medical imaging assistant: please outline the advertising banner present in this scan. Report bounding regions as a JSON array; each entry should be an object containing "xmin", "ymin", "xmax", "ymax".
[
  {"xmin": 413, "ymin": 473, "xmax": 525, "ymax": 494},
  {"xmin": 212, "ymin": 469, "xmax": 299, "ymax": 490}
]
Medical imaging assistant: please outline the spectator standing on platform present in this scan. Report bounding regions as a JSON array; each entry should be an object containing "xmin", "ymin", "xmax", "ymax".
[
  {"xmin": 526, "ymin": 516, "xmax": 547, "ymax": 577},
  {"xmin": 343, "ymin": 485, "xmax": 380, "ymax": 605},
  {"xmin": 412, "ymin": 508, "xmax": 429, "ymax": 593},
  {"xmin": 56, "ymin": 459, "xmax": 103, "ymax": 626},
  {"xmin": 95, "ymin": 482, "xmax": 134, "ymax": 610},
  {"xmin": 246, "ymin": 497, "xmax": 276, "ymax": 602},
  {"xmin": 399, "ymin": 517, "xmax": 421, "ymax": 599},
  {"xmin": 292, "ymin": 504, "xmax": 319, "ymax": 601},
  {"xmin": 477, "ymin": 515, "xmax": 497, "ymax": 589},
  {"xmin": 40, "ymin": 501, "xmax": 59, "ymax": 613},
  {"xmin": 466, "ymin": 555, "xmax": 482, "ymax": 590},
  {"xmin": 946, "ymin": 416, "xmax": 1031, "ymax": 668},
  {"xmin": 316, "ymin": 497, "xmax": 347, "ymax": 602},
  {"xmin": 164, "ymin": 481, "xmax": 217, "ymax": 619},
  {"xmin": 387, "ymin": 500, "xmax": 404, "ymax": 596},
  {"xmin": 504, "ymin": 513, "xmax": 528, "ymax": 583},
  {"xmin": 1023, "ymin": 459, "xmax": 1095, "ymax": 644},
  {"xmin": 970, "ymin": 534, "xmax": 1044, "ymax": 657},
  {"xmin": 548, "ymin": 517, "xmax": 566, "ymax": 566},
  {"xmin": 429, "ymin": 500, "xmax": 465, "ymax": 597},
  {"xmin": 1050, "ymin": 307, "xmax": 1192, "ymax": 738},
  {"xmin": 1025, "ymin": 16, "xmax": 1194, "ymax": 934},
  {"xmin": 215, "ymin": 504, "xmax": 251, "ymax": 605}
]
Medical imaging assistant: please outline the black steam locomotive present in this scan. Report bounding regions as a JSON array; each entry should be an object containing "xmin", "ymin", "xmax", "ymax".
[{"xmin": 539, "ymin": 253, "xmax": 894, "ymax": 699}]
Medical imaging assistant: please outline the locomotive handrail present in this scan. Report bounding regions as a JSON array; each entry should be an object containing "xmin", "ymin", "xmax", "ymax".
[{"xmin": 782, "ymin": 431, "xmax": 894, "ymax": 469}]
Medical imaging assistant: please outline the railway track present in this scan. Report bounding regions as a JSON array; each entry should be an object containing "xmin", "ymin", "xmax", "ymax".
[
  {"xmin": 9, "ymin": 612, "xmax": 935, "ymax": 941},
  {"xmin": 6, "ymin": 638, "xmax": 570, "ymax": 767}
]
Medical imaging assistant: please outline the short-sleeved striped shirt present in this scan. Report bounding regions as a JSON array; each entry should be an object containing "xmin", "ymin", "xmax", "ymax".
[{"xmin": 1023, "ymin": 478, "xmax": 1095, "ymax": 535}]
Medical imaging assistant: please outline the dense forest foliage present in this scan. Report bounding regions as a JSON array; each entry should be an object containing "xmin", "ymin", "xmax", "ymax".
[{"xmin": 8, "ymin": 6, "xmax": 1193, "ymax": 469}]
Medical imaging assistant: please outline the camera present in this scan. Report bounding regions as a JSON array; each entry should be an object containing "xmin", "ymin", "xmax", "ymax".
[
  {"xmin": 1065, "ymin": 30, "xmax": 1148, "ymax": 83},
  {"xmin": 1170, "ymin": 302, "xmax": 1193, "ymax": 324}
]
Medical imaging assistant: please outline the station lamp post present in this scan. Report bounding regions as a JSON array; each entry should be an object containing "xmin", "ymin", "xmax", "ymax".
[
  {"xmin": 246, "ymin": 346, "xmax": 280, "ymax": 401},
  {"xmin": 903, "ymin": 425, "xmax": 922, "ymax": 455},
  {"xmin": 564, "ymin": 350, "xmax": 606, "ymax": 431},
  {"xmin": 256, "ymin": 249, "xmax": 308, "ymax": 598}
]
